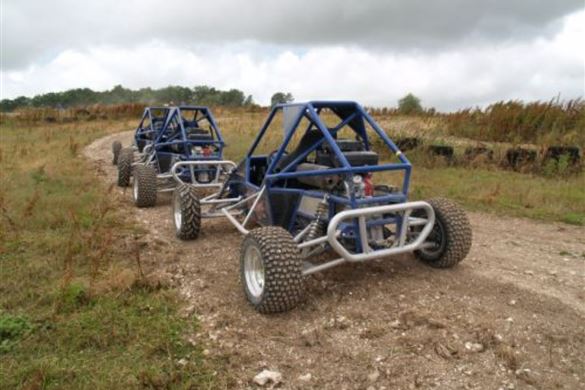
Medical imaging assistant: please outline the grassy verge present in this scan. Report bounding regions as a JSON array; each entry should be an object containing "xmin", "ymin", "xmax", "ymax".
[
  {"xmin": 0, "ymin": 120, "xmax": 217, "ymax": 389},
  {"xmin": 407, "ymin": 166, "xmax": 584, "ymax": 225}
]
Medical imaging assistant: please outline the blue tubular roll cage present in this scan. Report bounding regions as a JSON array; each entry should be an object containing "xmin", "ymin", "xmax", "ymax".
[
  {"xmin": 134, "ymin": 106, "xmax": 173, "ymax": 149},
  {"xmin": 152, "ymin": 106, "xmax": 225, "ymax": 155},
  {"xmin": 238, "ymin": 101, "xmax": 413, "ymax": 252},
  {"xmin": 147, "ymin": 106, "xmax": 226, "ymax": 180}
]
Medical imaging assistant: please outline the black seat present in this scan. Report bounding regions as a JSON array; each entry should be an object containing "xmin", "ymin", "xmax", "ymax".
[{"xmin": 187, "ymin": 128, "xmax": 213, "ymax": 141}]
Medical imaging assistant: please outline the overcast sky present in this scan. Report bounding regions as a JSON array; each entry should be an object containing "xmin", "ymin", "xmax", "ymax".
[{"xmin": 1, "ymin": 0, "xmax": 584, "ymax": 110}]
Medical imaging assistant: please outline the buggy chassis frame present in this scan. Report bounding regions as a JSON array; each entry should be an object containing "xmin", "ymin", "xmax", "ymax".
[
  {"xmin": 172, "ymin": 101, "xmax": 438, "ymax": 275},
  {"xmin": 133, "ymin": 106, "xmax": 229, "ymax": 192}
]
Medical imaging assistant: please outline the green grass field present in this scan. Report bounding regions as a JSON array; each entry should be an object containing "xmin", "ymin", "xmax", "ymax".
[{"xmin": 0, "ymin": 120, "xmax": 218, "ymax": 389}]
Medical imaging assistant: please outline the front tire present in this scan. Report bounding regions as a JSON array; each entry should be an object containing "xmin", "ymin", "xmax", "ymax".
[
  {"xmin": 173, "ymin": 184, "xmax": 201, "ymax": 240},
  {"xmin": 240, "ymin": 227, "xmax": 304, "ymax": 314},
  {"xmin": 117, "ymin": 148, "xmax": 133, "ymax": 187},
  {"xmin": 415, "ymin": 198, "xmax": 472, "ymax": 268},
  {"xmin": 133, "ymin": 165, "xmax": 157, "ymax": 207},
  {"xmin": 112, "ymin": 141, "xmax": 122, "ymax": 165}
]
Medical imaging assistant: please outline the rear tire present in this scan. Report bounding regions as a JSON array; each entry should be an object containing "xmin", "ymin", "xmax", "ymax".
[
  {"xmin": 173, "ymin": 184, "xmax": 201, "ymax": 240},
  {"xmin": 240, "ymin": 227, "xmax": 304, "ymax": 313},
  {"xmin": 112, "ymin": 141, "xmax": 122, "ymax": 165},
  {"xmin": 117, "ymin": 148, "xmax": 133, "ymax": 187},
  {"xmin": 415, "ymin": 198, "xmax": 472, "ymax": 268},
  {"xmin": 133, "ymin": 165, "xmax": 157, "ymax": 207}
]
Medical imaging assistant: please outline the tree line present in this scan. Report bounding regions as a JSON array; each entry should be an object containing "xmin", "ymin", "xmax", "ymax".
[
  {"xmin": 0, "ymin": 85, "xmax": 262, "ymax": 112},
  {"xmin": 2, "ymin": 84, "xmax": 428, "ymax": 114}
]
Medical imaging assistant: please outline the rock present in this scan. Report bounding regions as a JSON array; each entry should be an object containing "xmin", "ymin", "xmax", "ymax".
[
  {"xmin": 464, "ymin": 342, "xmax": 485, "ymax": 353},
  {"xmin": 508, "ymin": 299, "xmax": 517, "ymax": 306},
  {"xmin": 435, "ymin": 342, "xmax": 455, "ymax": 359},
  {"xmin": 389, "ymin": 320, "xmax": 402, "ymax": 329},
  {"xmin": 298, "ymin": 373, "xmax": 312, "ymax": 382},
  {"xmin": 368, "ymin": 370, "xmax": 380, "ymax": 383},
  {"xmin": 177, "ymin": 358, "xmax": 188, "ymax": 366},
  {"xmin": 253, "ymin": 369, "xmax": 282, "ymax": 386},
  {"xmin": 300, "ymin": 328, "xmax": 320, "ymax": 347},
  {"xmin": 524, "ymin": 270, "xmax": 534, "ymax": 276},
  {"xmin": 515, "ymin": 368, "xmax": 536, "ymax": 384}
]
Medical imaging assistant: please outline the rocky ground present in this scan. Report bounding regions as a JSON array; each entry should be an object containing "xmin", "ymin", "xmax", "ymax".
[{"xmin": 85, "ymin": 132, "xmax": 585, "ymax": 390}]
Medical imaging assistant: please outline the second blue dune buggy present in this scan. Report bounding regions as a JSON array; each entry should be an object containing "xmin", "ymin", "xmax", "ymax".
[
  {"xmin": 113, "ymin": 106, "xmax": 171, "ymax": 169},
  {"xmin": 115, "ymin": 106, "xmax": 173, "ymax": 185},
  {"xmin": 118, "ymin": 106, "xmax": 235, "ymax": 212},
  {"xmin": 172, "ymin": 101, "xmax": 472, "ymax": 313}
]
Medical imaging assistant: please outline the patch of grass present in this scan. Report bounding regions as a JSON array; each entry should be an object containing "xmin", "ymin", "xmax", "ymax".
[
  {"xmin": 0, "ymin": 313, "xmax": 33, "ymax": 353},
  {"xmin": 562, "ymin": 212, "xmax": 585, "ymax": 226},
  {"xmin": 2, "ymin": 291, "xmax": 214, "ymax": 389},
  {"xmin": 402, "ymin": 166, "xmax": 585, "ymax": 224},
  {"xmin": 0, "ymin": 120, "xmax": 217, "ymax": 389}
]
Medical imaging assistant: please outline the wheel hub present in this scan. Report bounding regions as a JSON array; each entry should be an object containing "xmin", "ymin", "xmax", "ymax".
[
  {"xmin": 244, "ymin": 245, "xmax": 265, "ymax": 298},
  {"xmin": 173, "ymin": 193, "xmax": 182, "ymax": 231},
  {"xmin": 420, "ymin": 218, "xmax": 446, "ymax": 257},
  {"xmin": 132, "ymin": 177, "xmax": 139, "ymax": 201}
]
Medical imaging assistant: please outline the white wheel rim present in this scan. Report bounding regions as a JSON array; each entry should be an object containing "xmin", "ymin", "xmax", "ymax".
[
  {"xmin": 244, "ymin": 245, "xmax": 265, "ymax": 299},
  {"xmin": 173, "ymin": 192, "xmax": 182, "ymax": 231},
  {"xmin": 132, "ymin": 177, "xmax": 139, "ymax": 202}
]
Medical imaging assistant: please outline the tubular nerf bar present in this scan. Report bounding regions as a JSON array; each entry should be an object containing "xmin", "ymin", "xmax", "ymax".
[
  {"xmin": 301, "ymin": 201, "xmax": 435, "ymax": 275},
  {"xmin": 327, "ymin": 201, "xmax": 435, "ymax": 262},
  {"xmin": 170, "ymin": 160, "xmax": 237, "ymax": 188}
]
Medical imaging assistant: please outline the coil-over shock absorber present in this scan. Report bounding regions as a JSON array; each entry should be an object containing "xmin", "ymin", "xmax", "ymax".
[{"xmin": 305, "ymin": 196, "xmax": 329, "ymax": 242}]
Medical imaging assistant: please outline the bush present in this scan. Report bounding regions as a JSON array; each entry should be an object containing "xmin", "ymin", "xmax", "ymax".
[{"xmin": 398, "ymin": 93, "xmax": 423, "ymax": 115}]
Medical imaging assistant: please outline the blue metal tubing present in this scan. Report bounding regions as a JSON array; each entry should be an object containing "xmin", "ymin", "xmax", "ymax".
[
  {"xmin": 134, "ymin": 107, "xmax": 172, "ymax": 146},
  {"xmin": 179, "ymin": 106, "xmax": 226, "ymax": 145},
  {"xmin": 266, "ymin": 162, "xmax": 410, "ymax": 181},
  {"xmin": 278, "ymin": 112, "xmax": 360, "ymax": 174},
  {"xmin": 252, "ymin": 102, "xmax": 412, "ymax": 197},
  {"xmin": 269, "ymin": 186, "xmax": 406, "ymax": 205},
  {"xmin": 156, "ymin": 151, "xmax": 221, "ymax": 161},
  {"xmin": 264, "ymin": 109, "xmax": 306, "ymax": 175},
  {"xmin": 154, "ymin": 140, "xmax": 224, "ymax": 148}
]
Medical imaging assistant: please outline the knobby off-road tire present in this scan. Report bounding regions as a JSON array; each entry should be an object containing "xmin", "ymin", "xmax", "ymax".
[
  {"xmin": 415, "ymin": 198, "xmax": 472, "ymax": 268},
  {"xmin": 112, "ymin": 141, "xmax": 122, "ymax": 165},
  {"xmin": 117, "ymin": 148, "xmax": 134, "ymax": 187},
  {"xmin": 240, "ymin": 227, "xmax": 304, "ymax": 314},
  {"xmin": 133, "ymin": 165, "xmax": 157, "ymax": 208},
  {"xmin": 173, "ymin": 184, "xmax": 201, "ymax": 240}
]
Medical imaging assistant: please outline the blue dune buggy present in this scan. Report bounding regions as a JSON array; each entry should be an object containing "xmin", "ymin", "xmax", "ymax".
[
  {"xmin": 173, "ymin": 101, "xmax": 472, "ymax": 313},
  {"xmin": 118, "ymin": 106, "xmax": 234, "ymax": 211},
  {"xmin": 115, "ymin": 106, "xmax": 173, "ymax": 184}
]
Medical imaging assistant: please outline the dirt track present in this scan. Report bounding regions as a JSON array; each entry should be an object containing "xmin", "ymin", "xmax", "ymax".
[{"xmin": 85, "ymin": 132, "xmax": 585, "ymax": 390}]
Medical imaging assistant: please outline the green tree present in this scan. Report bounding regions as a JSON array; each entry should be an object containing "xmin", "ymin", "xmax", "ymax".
[
  {"xmin": 398, "ymin": 93, "xmax": 423, "ymax": 115},
  {"xmin": 244, "ymin": 95, "xmax": 254, "ymax": 106},
  {"xmin": 271, "ymin": 92, "xmax": 294, "ymax": 107}
]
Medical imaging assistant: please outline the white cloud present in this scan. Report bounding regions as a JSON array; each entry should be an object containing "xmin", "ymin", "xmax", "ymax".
[
  {"xmin": 1, "ymin": 10, "xmax": 583, "ymax": 110},
  {"xmin": 3, "ymin": 0, "xmax": 582, "ymax": 69}
]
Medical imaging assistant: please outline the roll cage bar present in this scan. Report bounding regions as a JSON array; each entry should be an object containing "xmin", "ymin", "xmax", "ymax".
[
  {"xmin": 150, "ymin": 106, "xmax": 225, "ymax": 159},
  {"xmin": 244, "ymin": 101, "xmax": 412, "ymax": 204}
]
